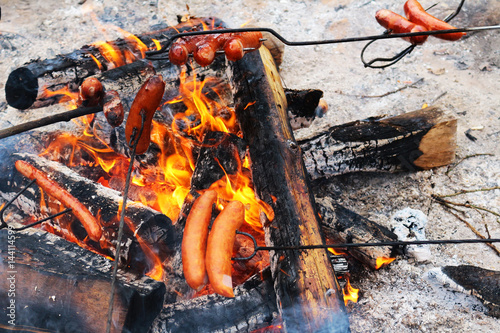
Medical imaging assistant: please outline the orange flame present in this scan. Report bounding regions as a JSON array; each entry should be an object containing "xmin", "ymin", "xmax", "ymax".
[
  {"xmin": 342, "ymin": 276, "xmax": 359, "ymax": 305},
  {"xmin": 327, "ymin": 247, "xmax": 345, "ymax": 256},
  {"xmin": 375, "ymin": 256, "xmax": 396, "ymax": 269},
  {"xmin": 39, "ymin": 85, "xmax": 79, "ymax": 110}
]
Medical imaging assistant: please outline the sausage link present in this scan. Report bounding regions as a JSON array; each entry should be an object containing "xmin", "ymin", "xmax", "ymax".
[
  {"xmin": 125, "ymin": 75, "xmax": 166, "ymax": 155},
  {"xmin": 205, "ymin": 200, "xmax": 245, "ymax": 298},
  {"xmin": 224, "ymin": 31, "xmax": 263, "ymax": 62},
  {"xmin": 375, "ymin": 9, "xmax": 429, "ymax": 45},
  {"xmin": 77, "ymin": 77, "xmax": 104, "ymax": 107},
  {"xmin": 15, "ymin": 160, "xmax": 102, "ymax": 242},
  {"xmin": 182, "ymin": 190, "xmax": 218, "ymax": 291},
  {"xmin": 103, "ymin": 90, "xmax": 124, "ymax": 127},
  {"xmin": 404, "ymin": 0, "xmax": 465, "ymax": 41}
]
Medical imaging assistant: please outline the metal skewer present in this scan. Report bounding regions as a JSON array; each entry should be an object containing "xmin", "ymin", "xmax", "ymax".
[{"xmin": 232, "ymin": 230, "xmax": 500, "ymax": 261}]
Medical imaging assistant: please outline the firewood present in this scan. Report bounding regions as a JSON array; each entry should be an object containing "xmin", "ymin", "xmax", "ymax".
[
  {"xmin": 299, "ymin": 106, "xmax": 457, "ymax": 179},
  {"xmin": 4, "ymin": 18, "xmax": 225, "ymax": 110},
  {"xmin": 0, "ymin": 227, "xmax": 165, "ymax": 333},
  {"xmin": 149, "ymin": 268, "xmax": 278, "ymax": 333},
  {"xmin": 229, "ymin": 46, "xmax": 350, "ymax": 332}
]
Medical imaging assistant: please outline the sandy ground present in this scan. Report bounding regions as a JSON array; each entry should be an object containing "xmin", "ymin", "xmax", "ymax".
[{"xmin": 0, "ymin": 0, "xmax": 499, "ymax": 332}]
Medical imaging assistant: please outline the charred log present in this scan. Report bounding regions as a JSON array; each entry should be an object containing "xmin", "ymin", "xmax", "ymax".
[
  {"xmin": 190, "ymin": 131, "xmax": 247, "ymax": 191},
  {"xmin": 285, "ymin": 89, "xmax": 324, "ymax": 130},
  {"xmin": 441, "ymin": 265, "xmax": 500, "ymax": 318},
  {"xmin": 299, "ymin": 106, "xmax": 457, "ymax": 179},
  {"xmin": 1, "ymin": 152, "xmax": 177, "ymax": 274},
  {"xmin": 0, "ymin": 227, "xmax": 165, "ymax": 333},
  {"xmin": 4, "ymin": 18, "xmax": 225, "ymax": 110},
  {"xmin": 149, "ymin": 268, "xmax": 278, "ymax": 333},
  {"xmin": 316, "ymin": 196, "xmax": 398, "ymax": 270},
  {"xmin": 229, "ymin": 47, "xmax": 350, "ymax": 332}
]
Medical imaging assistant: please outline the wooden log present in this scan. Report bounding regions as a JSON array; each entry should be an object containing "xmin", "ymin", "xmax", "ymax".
[
  {"xmin": 4, "ymin": 18, "xmax": 225, "ymax": 110},
  {"xmin": 299, "ymin": 106, "xmax": 457, "ymax": 180},
  {"xmin": 0, "ymin": 227, "xmax": 165, "ymax": 333},
  {"xmin": 316, "ymin": 195, "xmax": 398, "ymax": 270},
  {"xmin": 149, "ymin": 268, "xmax": 278, "ymax": 333},
  {"xmin": 1, "ymin": 152, "xmax": 178, "ymax": 274},
  {"xmin": 229, "ymin": 47, "xmax": 350, "ymax": 332}
]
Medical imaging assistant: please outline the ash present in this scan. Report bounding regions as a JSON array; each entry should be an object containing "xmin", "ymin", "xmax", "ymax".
[{"xmin": 0, "ymin": 0, "xmax": 498, "ymax": 332}]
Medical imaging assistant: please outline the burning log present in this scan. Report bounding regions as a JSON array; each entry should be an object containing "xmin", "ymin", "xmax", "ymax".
[
  {"xmin": 299, "ymin": 106, "xmax": 457, "ymax": 180},
  {"xmin": 316, "ymin": 196, "xmax": 398, "ymax": 270},
  {"xmin": 0, "ymin": 227, "xmax": 165, "ymax": 333},
  {"xmin": 229, "ymin": 47, "xmax": 350, "ymax": 332},
  {"xmin": 149, "ymin": 268, "xmax": 278, "ymax": 333},
  {"xmin": 4, "ymin": 18, "xmax": 225, "ymax": 110},
  {"xmin": 1, "ymin": 152, "xmax": 177, "ymax": 273}
]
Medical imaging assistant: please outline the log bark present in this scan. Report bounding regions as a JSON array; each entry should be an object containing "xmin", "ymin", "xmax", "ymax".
[
  {"xmin": 0, "ymin": 227, "xmax": 165, "ymax": 333},
  {"xmin": 299, "ymin": 106, "xmax": 457, "ymax": 180},
  {"xmin": 229, "ymin": 46, "xmax": 350, "ymax": 332}
]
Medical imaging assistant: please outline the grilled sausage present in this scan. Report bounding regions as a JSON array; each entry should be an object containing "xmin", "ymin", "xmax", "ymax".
[
  {"xmin": 223, "ymin": 31, "xmax": 263, "ymax": 62},
  {"xmin": 182, "ymin": 190, "xmax": 218, "ymax": 291},
  {"xmin": 205, "ymin": 200, "xmax": 245, "ymax": 298},
  {"xmin": 375, "ymin": 9, "xmax": 429, "ymax": 45},
  {"xmin": 77, "ymin": 77, "xmax": 104, "ymax": 107},
  {"xmin": 15, "ymin": 160, "xmax": 102, "ymax": 242},
  {"xmin": 102, "ymin": 90, "xmax": 124, "ymax": 127},
  {"xmin": 404, "ymin": 0, "xmax": 465, "ymax": 41},
  {"xmin": 125, "ymin": 75, "xmax": 165, "ymax": 155}
]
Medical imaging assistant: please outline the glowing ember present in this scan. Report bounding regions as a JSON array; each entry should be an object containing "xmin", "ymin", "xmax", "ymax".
[{"xmin": 375, "ymin": 256, "xmax": 396, "ymax": 269}]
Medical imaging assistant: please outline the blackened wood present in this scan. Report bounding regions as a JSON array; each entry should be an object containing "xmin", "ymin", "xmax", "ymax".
[
  {"xmin": 286, "ymin": 88, "xmax": 324, "ymax": 130},
  {"xmin": 190, "ymin": 131, "xmax": 247, "ymax": 191},
  {"xmin": 316, "ymin": 196, "xmax": 398, "ymax": 270},
  {"xmin": 4, "ymin": 18, "xmax": 224, "ymax": 110},
  {"xmin": 229, "ymin": 47, "xmax": 350, "ymax": 332},
  {"xmin": 442, "ymin": 265, "xmax": 500, "ymax": 318},
  {"xmin": 1, "ymin": 152, "xmax": 178, "ymax": 273},
  {"xmin": 299, "ymin": 106, "xmax": 457, "ymax": 179},
  {"xmin": 0, "ymin": 227, "xmax": 165, "ymax": 333},
  {"xmin": 149, "ymin": 268, "xmax": 278, "ymax": 333}
]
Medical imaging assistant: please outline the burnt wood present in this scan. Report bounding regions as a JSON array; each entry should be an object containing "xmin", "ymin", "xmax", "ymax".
[
  {"xmin": 149, "ymin": 268, "xmax": 278, "ymax": 333},
  {"xmin": 229, "ymin": 46, "xmax": 350, "ymax": 332},
  {"xmin": 299, "ymin": 106, "xmax": 457, "ymax": 180},
  {"xmin": 316, "ymin": 196, "xmax": 398, "ymax": 270},
  {"xmin": 2, "ymin": 152, "xmax": 177, "ymax": 273},
  {"xmin": 442, "ymin": 265, "xmax": 500, "ymax": 318},
  {"xmin": 4, "ymin": 18, "xmax": 224, "ymax": 110},
  {"xmin": 0, "ymin": 227, "xmax": 165, "ymax": 333}
]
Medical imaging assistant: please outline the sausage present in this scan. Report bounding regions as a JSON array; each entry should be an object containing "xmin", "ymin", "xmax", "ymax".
[
  {"xmin": 125, "ymin": 75, "xmax": 166, "ymax": 155},
  {"xmin": 205, "ymin": 200, "xmax": 245, "ymax": 298},
  {"xmin": 375, "ymin": 9, "xmax": 429, "ymax": 45},
  {"xmin": 77, "ymin": 77, "xmax": 104, "ymax": 107},
  {"xmin": 182, "ymin": 190, "xmax": 218, "ymax": 291},
  {"xmin": 102, "ymin": 90, "xmax": 124, "ymax": 127},
  {"xmin": 224, "ymin": 31, "xmax": 263, "ymax": 62},
  {"xmin": 15, "ymin": 160, "xmax": 102, "ymax": 242},
  {"xmin": 404, "ymin": 0, "xmax": 465, "ymax": 41}
]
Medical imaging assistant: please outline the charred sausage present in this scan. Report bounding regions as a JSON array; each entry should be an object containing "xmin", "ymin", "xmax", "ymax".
[
  {"xmin": 404, "ymin": 0, "xmax": 465, "ymax": 41},
  {"xmin": 125, "ymin": 75, "xmax": 165, "ymax": 155},
  {"xmin": 102, "ymin": 90, "xmax": 124, "ymax": 127},
  {"xmin": 77, "ymin": 77, "xmax": 104, "ymax": 107},
  {"xmin": 182, "ymin": 190, "xmax": 218, "ymax": 291},
  {"xmin": 15, "ymin": 160, "xmax": 102, "ymax": 242},
  {"xmin": 375, "ymin": 9, "xmax": 429, "ymax": 45},
  {"xmin": 205, "ymin": 200, "xmax": 245, "ymax": 298}
]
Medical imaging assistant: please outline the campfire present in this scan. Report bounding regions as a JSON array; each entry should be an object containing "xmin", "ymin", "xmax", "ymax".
[{"xmin": 1, "ymin": 2, "xmax": 499, "ymax": 333}]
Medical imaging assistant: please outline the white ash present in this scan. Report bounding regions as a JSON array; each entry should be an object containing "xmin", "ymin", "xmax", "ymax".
[{"xmin": 391, "ymin": 208, "xmax": 432, "ymax": 263}]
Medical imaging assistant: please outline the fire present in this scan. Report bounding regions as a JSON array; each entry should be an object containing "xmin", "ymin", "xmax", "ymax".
[
  {"xmin": 375, "ymin": 256, "xmax": 396, "ymax": 269},
  {"xmin": 39, "ymin": 85, "xmax": 79, "ymax": 110},
  {"xmin": 327, "ymin": 247, "xmax": 345, "ymax": 256},
  {"xmin": 342, "ymin": 275, "xmax": 359, "ymax": 305}
]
